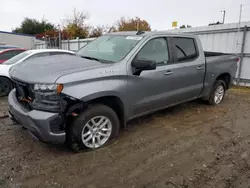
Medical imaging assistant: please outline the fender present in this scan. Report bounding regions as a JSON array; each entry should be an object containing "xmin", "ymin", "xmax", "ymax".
[{"xmin": 61, "ymin": 79, "xmax": 129, "ymax": 120}]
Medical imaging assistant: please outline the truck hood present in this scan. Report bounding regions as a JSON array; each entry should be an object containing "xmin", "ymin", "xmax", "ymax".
[{"xmin": 10, "ymin": 55, "xmax": 111, "ymax": 83}]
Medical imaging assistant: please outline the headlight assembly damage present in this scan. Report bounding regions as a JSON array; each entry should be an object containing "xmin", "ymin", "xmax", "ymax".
[{"xmin": 30, "ymin": 84, "xmax": 64, "ymax": 112}]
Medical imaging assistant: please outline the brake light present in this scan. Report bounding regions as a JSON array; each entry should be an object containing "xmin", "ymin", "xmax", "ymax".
[{"xmin": 236, "ymin": 57, "xmax": 240, "ymax": 62}]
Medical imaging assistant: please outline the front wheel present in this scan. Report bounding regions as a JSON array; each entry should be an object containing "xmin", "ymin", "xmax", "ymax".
[
  {"xmin": 68, "ymin": 104, "xmax": 120, "ymax": 152},
  {"xmin": 208, "ymin": 80, "xmax": 226, "ymax": 105},
  {"xmin": 0, "ymin": 77, "xmax": 13, "ymax": 97}
]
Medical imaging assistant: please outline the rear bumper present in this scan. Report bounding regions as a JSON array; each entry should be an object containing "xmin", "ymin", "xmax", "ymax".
[{"xmin": 8, "ymin": 89, "xmax": 66, "ymax": 144}]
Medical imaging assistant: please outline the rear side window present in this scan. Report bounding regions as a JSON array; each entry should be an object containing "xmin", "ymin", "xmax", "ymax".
[
  {"xmin": 173, "ymin": 37, "xmax": 198, "ymax": 62},
  {"xmin": 11, "ymin": 50, "xmax": 25, "ymax": 56},
  {"xmin": 0, "ymin": 51, "xmax": 17, "ymax": 60}
]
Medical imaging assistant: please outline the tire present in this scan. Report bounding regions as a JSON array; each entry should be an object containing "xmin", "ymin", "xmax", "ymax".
[
  {"xmin": 67, "ymin": 104, "xmax": 120, "ymax": 152},
  {"xmin": 208, "ymin": 80, "xmax": 226, "ymax": 105},
  {"xmin": 0, "ymin": 77, "xmax": 13, "ymax": 97}
]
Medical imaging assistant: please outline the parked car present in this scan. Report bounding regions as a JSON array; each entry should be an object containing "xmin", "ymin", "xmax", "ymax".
[
  {"xmin": 0, "ymin": 45, "xmax": 19, "ymax": 50},
  {"xmin": 8, "ymin": 31, "xmax": 238, "ymax": 152},
  {"xmin": 0, "ymin": 49, "xmax": 74, "ymax": 96},
  {"xmin": 0, "ymin": 48, "xmax": 26, "ymax": 64}
]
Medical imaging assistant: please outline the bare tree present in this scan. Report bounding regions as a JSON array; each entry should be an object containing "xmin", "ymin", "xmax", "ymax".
[{"xmin": 63, "ymin": 9, "xmax": 90, "ymax": 39}]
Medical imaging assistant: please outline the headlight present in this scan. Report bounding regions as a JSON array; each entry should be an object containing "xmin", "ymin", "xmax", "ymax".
[
  {"xmin": 34, "ymin": 84, "xmax": 63, "ymax": 93},
  {"xmin": 31, "ymin": 84, "xmax": 64, "ymax": 112}
]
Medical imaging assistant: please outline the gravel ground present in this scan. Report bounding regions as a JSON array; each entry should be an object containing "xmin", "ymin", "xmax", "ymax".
[{"xmin": 1, "ymin": 89, "xmax": 250, "ymax": 188}]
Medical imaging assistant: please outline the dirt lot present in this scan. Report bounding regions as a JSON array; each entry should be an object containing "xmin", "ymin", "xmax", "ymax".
[{"xmin": 1, "ymin": 89, "xmax": 250, "ymax": 188}]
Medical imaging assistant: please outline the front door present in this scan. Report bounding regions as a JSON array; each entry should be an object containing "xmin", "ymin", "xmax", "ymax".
[
  {"xmin": 127, "ymin": 36, "xmax": 205, "ymax": 118},
  {"xmin": 127, "ymin": 37, "xmax": 176, "ymax": 117}
]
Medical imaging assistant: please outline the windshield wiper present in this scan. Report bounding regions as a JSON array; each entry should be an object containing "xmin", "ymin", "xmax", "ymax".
[
  {"xmin": 79, "ymin": 55, "xmax": 115, "ymax": 64},
  {"xmin": 80, "ymin": 56, "xmax": 100, "ymax": 62}
]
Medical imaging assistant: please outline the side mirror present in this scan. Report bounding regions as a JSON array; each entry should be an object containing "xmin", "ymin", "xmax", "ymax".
[{"xmin": 131, "ymin": 59, "xmax": 156, "ymax": 71}]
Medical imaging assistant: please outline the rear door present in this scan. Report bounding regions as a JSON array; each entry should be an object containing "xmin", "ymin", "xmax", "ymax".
[{"xmin": 167, "ymin": 37, "xmax": 205, "ymax": 103}]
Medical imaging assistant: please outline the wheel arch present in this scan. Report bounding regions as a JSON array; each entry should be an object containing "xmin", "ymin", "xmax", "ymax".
[
  {"xmin": 0, "ymin": 75, "xmax": 13, "ymax": 83},
  {"xmin": 66, "ymin": 94, "xmax": 126, "ymax": 130},
  {"xmin": 0, "ymin": 76, "xmax": 14, "ymax": 96},
  {"xmin": 87, "ymin": 95, "xmax": 125, "ymax": 128},
  {"xmin": 215, "ymin": 73, "xmax": 231, "ymax": 90}
]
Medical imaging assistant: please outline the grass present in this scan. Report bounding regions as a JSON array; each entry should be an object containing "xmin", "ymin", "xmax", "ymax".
[{"xmin": 231, "ymin": 85, "xmax": 250, "ymax": 93}]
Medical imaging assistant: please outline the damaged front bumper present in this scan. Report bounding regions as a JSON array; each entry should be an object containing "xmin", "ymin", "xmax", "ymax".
[{"xmin": 8, "ymin": 89, "xmax": 66, "ymax": 144}]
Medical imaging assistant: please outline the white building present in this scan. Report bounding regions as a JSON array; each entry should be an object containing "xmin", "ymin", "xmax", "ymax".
[
  {"xmin": 0, "ymin": 30, "xmax": 42, "ymax": 49},
  {"xmin": 169, "ymin": 21, "xmax": 250, "ymax": 86}
]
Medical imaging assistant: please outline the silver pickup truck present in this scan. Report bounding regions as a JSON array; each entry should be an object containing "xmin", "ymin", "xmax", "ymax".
[{"xmin": 8, "ymin": 31, "xmax": 238, "ymax": 151}]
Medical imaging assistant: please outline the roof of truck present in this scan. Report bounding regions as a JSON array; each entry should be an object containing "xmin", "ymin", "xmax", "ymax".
[{"xmin": 106, "ymin": 31, "xmax": 196, "ymax": 38}]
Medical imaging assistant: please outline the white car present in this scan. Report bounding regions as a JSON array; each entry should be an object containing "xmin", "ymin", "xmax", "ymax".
[{"xmin": 0, "ymin": 49, "xmax": 75, "ymax": 96}]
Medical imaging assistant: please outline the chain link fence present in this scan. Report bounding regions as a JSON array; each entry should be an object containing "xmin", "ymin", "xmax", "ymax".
[{"xmin": 34, "ymin": 37, "xmax": 95, "ymax": 52}]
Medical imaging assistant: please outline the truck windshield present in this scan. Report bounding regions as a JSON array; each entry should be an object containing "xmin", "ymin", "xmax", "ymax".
[{"xmin": 76, "ymin": 35, "xmax": 143, "ymax": 63}]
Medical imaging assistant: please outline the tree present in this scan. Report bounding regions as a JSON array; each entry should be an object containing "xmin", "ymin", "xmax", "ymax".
[
  {"xmin": 63, "ymin": 9, "xmax": 90, "ymax": 39},
  {"xmin": 116, "ymin": 17, "xmax": 151, "ymax": 32},
  {"xmin": 12, "ymin": 18, "xmax": 55, "ymax": 35},
  {"xmin": 35, "ymin": 29, "xmax": 70, "ymax": 40},
  {"xmin": 89, "ymin": 26, "xmax": 105, "ymax": 38}
]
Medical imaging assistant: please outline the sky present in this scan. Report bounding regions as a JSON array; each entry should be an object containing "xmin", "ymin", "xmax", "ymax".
[{"xmin": 1, "ymin": 0, "xmax": 250, "ymax": 32}]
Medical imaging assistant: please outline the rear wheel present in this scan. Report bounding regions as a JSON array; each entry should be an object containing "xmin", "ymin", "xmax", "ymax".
[
  {"xmin": 67, "ymin": 104, "xmax": 120, "ymax": 152},
  {"xmin": 208, "ymin": 80, "xmax": 226, "ymax": 105},
  {"xmin": 0, "ymin": 77, "xmax": 13, "ymax": 97}
]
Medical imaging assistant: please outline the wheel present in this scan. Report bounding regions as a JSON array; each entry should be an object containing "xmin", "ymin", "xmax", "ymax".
[
  {"xmin": 68, "ymin": 104, "xmax": 120, "ymax": 151},
  {"xmin": 208, "ymin": 80, "xmax": 226, "ymax": 105},
  {"xmin": 0, "ymin": 77, "xmax": 13, "ymax": 97}
]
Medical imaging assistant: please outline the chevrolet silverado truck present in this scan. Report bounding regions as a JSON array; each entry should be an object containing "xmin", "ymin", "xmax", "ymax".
[{"xmin": 8, "ymin": 31, "xmax": 238, "ymax": 151}]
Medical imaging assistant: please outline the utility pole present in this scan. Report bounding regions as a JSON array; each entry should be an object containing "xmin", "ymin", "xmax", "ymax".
[
  {"xmin": 58, "ymin": 25, "xmax": 62, "ymax": 49},
  {"xmin": 221, "ymin": 10, "xmax": 226, "ymax": 24},
  {"xmin": 239, "ymin": 4, "xmax": 242, "ymax": 24},
  {"xmin": 236, "ymin": 4, "xmax": 243, "ymax": 53},
  {"xmin": 236, "ymin": 4, "xmax": 243, "ymax": 85},
  {"xmin": 136, "ymin": 18, "xmax": 140, "ymax": 31}
]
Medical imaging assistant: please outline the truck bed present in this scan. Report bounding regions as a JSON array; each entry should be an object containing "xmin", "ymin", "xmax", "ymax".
[
  {"xmin": 205, "ymin": 51, "xmax": 238, "ymax": 65},
  {"xmin": 204, "ymin": 51, "xmax": 234, "ymax": 57}
]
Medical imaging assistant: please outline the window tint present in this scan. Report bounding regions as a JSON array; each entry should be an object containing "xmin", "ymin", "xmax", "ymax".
[
  {"xmin": 137, "ymin": 38, "xmax": 169, "ymax": 66},
  {"xmin": 173, "ymin": 37, "xmax": 197, "ymax": 62},
  {"xmin": 2, "ymin": 51, "xmax": 31, "ymax": 65},
  {"xmin": 0, "ymin": 51, "xmax": 16, "ymax": 60},
  {"xmin": 11, "ymin": 50, "xmax": 25, "ymax": 56}
]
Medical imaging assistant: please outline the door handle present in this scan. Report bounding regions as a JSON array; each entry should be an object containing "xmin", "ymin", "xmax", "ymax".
[
  {"xmin": 164, "ymin": 70, "xmax": 174, "ymax": 75},
  {"xmin": 197, "ymin": 66, "xmax": 204, "ymax": 70}
]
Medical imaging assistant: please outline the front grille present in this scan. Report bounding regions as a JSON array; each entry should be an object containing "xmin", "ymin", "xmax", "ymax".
[
  {"xmin": 13, "ymin": 80, "xmax": 34, "ymax": 109},
  {"xmin": 13, "ymin": 80, "xmax": 63, "ymax": 113},
  {"xmin": 16, "ymin": 83, "xmax": 26, "ymax": 98}
]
